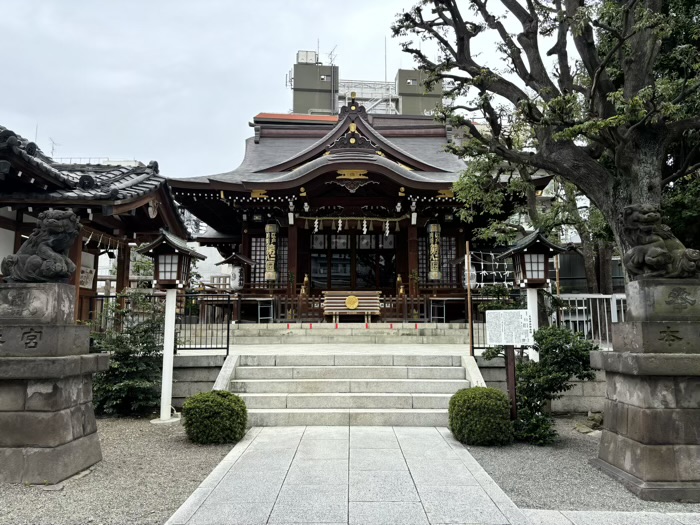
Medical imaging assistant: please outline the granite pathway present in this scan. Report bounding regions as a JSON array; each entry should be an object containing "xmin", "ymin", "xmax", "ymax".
[{"xmin": 166, "ymin": 426, "xmax": 700, "ymax": 525}]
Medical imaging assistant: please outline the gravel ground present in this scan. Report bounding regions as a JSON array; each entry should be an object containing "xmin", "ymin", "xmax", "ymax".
[
  {"xmin": 0, "ymin": 418, "xmax": 230, "ymax": 525},
  {"xmin": 3, "ymin": 416, "xmax": 700, "ymax": 524},
  {"xmin": 468, "ymin": 415, "xmax": 700, "ymax": 513}
]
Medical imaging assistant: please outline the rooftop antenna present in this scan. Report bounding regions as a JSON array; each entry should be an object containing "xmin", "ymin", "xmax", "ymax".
[
  {"xmin": 48, "ymin": 137, "xmax": 60, "ymax": 158},
  {"xmin": 328, "ymin": 45, "xmax": 338, "ymax": 114},
  {"xmin": 34, "ymin": 123, "xmax": 39, "ymax": 143},
  {"xmin": 385, "ymin": 36, "xmax": 388, "ymax": 113}
]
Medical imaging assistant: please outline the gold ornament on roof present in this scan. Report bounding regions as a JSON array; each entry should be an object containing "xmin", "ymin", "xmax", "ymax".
[
  {"xmin": 336, "ymin": 170, "xmax": 368, "ymax": 180},
  {"xmin": 251, "ymin": 189, "xmax": 268, "ymax": 199},
  {"xmin": 437, "ymin": 189, "xmax": 455, "ymax": 199}
]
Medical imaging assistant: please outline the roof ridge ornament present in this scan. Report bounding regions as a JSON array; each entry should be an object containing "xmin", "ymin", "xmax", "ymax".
[{"xmin": 338, "ymin": 92, "xmax": 368, "ymax": 120}]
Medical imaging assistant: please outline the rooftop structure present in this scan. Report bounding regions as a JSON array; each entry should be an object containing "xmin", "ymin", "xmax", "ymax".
[{"xmin": 288, "ymin": 50, "xmax": 442, "ymax": 116}]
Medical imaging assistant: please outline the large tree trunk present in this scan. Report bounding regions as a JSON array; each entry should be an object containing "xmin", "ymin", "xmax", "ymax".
[
  {"xmin": 597, "ymin": 242, "xmax": 614, "ymax": 294},
  {"xmin": 580, "ymin": 239, "xmax": 600, "ymax": 293},
  {"xmin": 600, "ymin": 127, "xmax": 668, "ymax": 265}
]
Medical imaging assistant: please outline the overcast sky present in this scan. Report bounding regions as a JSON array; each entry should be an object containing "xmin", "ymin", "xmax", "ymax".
[{"xmin": 1, "ymin": 0, "xmax": 425, "ymax": 179}]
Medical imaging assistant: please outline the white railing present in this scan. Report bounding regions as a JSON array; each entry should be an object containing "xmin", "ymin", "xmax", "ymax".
[{"xmin": 555, "ymin": 294, "xmax": 627, "ymax": 349}]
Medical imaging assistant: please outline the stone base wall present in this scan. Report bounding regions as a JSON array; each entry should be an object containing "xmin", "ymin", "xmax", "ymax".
[
  {"xmin": 0, "ymin": 283, "xmax": 109, "ymax": 484},
  {"xmin": 0, "ymin": 357, "xmax": 108, "ymax": 484},
  {"xmin": 172, "ymin": 355, "xmax": 225, "ymax": 409},
  {"xmin": 592, "ymin": 279, "xmax": 700, "ymax": 502},
  {"xmin": 477, "ymin": 357, "xmax": 607, "ymax": 414}
]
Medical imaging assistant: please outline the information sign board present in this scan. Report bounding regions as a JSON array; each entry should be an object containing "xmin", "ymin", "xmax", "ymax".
[{"xmin": 485, "ymin": 309, "xmax": 534, "ymax": 346}]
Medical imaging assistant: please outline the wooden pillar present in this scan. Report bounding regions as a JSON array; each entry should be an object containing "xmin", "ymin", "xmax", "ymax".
[
  {"xmin": 408, "ymin": 224, "xmax": 419, "ymax": 296},
  {"xmin": 116, "ymin": 244, "xmax": 131, "ymax": 294},
  {"xmin": 288, "ymin": 224, "xmax": 298, "ymax": 292},
  {"xmin": 241, "ymin": 225, "xmax": 251, "ymax": 285},
  {"xmin": 68, "ymin": 235, "xmax": 83, "ymax": 320},
  {"xmin": 13, "ymin": 210, "xmax": 25, "ymax": 252}
]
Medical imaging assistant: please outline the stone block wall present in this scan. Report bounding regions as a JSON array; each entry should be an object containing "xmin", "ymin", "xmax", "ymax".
[
  {"xmin": 477, "ymin": 356, "xmax": 607, "ymax": 414},
  {"xmin": 172, "ymin": 355, "xmax": 226, "ymax": 409},
  {"xmin": 0, "ymin": 283, "xmax": 109, "ymax": 484}
]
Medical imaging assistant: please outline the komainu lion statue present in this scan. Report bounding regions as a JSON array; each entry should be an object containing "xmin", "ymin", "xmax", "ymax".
[
  {"xmin": 1, "ymin": 210, "xmax": 81, "ymax": 283},
  {"xmin": 622, "ymin": 204, "xmax": 700, "ymax": 278}
]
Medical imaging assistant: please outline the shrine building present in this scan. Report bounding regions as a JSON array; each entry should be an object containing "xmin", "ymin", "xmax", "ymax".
[{"xmin": 169, "ymin": 53, "xmax": 550, "ymax": 322}]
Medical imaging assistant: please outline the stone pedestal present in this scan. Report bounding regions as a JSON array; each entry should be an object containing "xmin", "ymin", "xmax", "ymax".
[
  {"xmin": 0, "ymin": 283, "xmax": 109, "ymax": 484},
  {"xmin": 591, "ymin": 279, "xmax": 700, "ymax": 502}
]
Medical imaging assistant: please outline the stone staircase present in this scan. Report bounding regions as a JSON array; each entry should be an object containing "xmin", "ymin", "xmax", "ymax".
[
  {"xmin": 229, "ymin": 322, "xmax": 469, "ymax": 345},
  {"xmin": 229, "ymin": 354, "xmax": 470, "ymax": 426}
]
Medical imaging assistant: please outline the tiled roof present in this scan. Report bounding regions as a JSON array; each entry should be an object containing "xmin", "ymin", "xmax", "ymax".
[
  {"xmin": 173, "ymin": 126, "xmax": 468, "ymax": 186},
  {"xmin": 0, "ymin": 125, "xmax": 168, "ymax": 203},
  {"xmin": 137, "ymin": 229, "xmax": 207, "ymax": 260},
  {"xmin": 497, "ymin": 229, "xmax": 567, "ymax": 259},
  {"xmin": 254, "ymin": 113, "xmax": 339, "ymax": 123}
]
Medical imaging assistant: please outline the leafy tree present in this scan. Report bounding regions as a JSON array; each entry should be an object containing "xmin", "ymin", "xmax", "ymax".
[
  {"xmin": 393, "ymin": 0, "xmax": 700, "ymax": 260},
  {"xmin": 92, "ymin": 290, "xmax": 164, "ymax": 416},
  {"xmin": 483, "ymin": 325, "xmax": 596, "ymax": 445},
  {"xmin": 663, "ymin": 175, "xmax": 700, "ymax": 249}
]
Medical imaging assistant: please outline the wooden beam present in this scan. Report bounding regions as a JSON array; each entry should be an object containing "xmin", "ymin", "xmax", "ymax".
[
  {"xmin": 287, "ymin": 224, "xmax": 298, "ymax": 291},
  {"xmin": 116, "ymin": 244, "xmax": 131, "ymax": 294},
  {"xmin": 408, "ymin": 224, "xmax": 419, "ymax": 295}
]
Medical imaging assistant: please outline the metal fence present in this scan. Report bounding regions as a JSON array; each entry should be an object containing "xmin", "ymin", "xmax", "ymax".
[
  {"xmin": 81, "ymin": 292, "xmax": 232, "ymax": 353},
  {"xmin": 175, "ymin": 293, "xmax": 231, "ymax": 352},
  {"xmin": 555, "ymin": 293, "xmax": 627, "ymax": 349}
]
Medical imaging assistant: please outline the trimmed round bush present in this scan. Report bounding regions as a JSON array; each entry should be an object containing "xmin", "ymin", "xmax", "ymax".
[
  {"xmin": 182, "ymin": 390, "xmax": 247, "ymax": 445},
  {"xmin": 448, "ymin": 387, "xmax": 513, "ymax": 446}
]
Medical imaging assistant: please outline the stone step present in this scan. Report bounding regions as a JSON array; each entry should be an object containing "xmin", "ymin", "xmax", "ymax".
[
  {"xmin": 230, "ymin": 378, "xmax": 470, "ymax": 394},
  {"xmin": 232, "ymin": 322, "xmax": 468, "ymax": 330},
  {"xmin": 234, "ymin": 366, "xmax": 465, "ymax": 380},
  {"xmin": 239, "ymin": 392, "xmax": 451, "ymax": 409},
  {"xmin": 229, "ymin": 335, "xmax": 468, "ymax": 345},
  {"xmin": 238, "ymin": 355, "xmax": 463, "ymax": 367},
  {"xmin": 226, "ymin": 328, "xmax": 468, "ymax": 336},
  {"xmin": 246, "ymin": 408, "xmax": 449, "ymax": 427}
]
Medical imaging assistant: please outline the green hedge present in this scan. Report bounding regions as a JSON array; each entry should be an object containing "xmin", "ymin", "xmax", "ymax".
[
  {"xmin": 449, "ymin": 387, "xmax": 513, "ymax": 446},
  {"xmin": 182, "ymin": 391, "xmax": 247, "ymax": 445}
]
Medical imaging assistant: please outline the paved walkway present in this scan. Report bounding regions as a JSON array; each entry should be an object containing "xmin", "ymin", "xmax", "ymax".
[{"xmin": 166, "ymin": 427, "xmax": 700, "ymax": 525}]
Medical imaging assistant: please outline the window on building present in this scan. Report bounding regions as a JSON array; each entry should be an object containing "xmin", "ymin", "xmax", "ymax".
[
  {"xmin": 320, "ymin": 75, "xmax": 330, "ymax": 82},
  {"xmin": 406, "ymin": 79, "xmax": 418, "ymax": 85}
]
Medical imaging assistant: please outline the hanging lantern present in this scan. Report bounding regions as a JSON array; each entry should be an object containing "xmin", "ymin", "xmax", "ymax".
[
  {"xmin": 496, "ymin": 229, "xmax": 565, "ymax": 288},
  {"xmin": 136, "ymin": 229, "xmax": 206, "ymax": 289},
  {"xmin": 427, "ymin": 223, "xmax": 442, "ymax": 281},
  {"xmin": 264, "ymin": 223, "xmax": 279, "ymax": 282}
]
